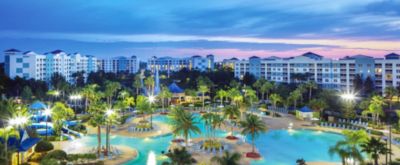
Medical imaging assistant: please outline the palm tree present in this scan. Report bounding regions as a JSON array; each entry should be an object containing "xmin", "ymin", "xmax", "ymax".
[
  {"xmin": 211, "ymin": 151, "xmax": 242, "ymax": 165},
  {"xmin": 81, "ymin": 84, "xmax": 98, "ymax": 113},
  {"xmin": 211, "ymin": 114, "xmax": 224, "ymax": 140},
  {"xmin": 360, "ymin": 137, "xmax": 390, "ymax": 165},
  {"xmin": 329, "ymin": 130, "xmax": 368, "ymax": 165},
  {"xmin": 240, "ymin": 114, "xmax": 268, "ymax": 154},
  {"xmin": 305, "ymin": 81, "xmax": 317, "ymax": 100},
  {"xmin": 289, "ymin": 90, "xmax": 301, "ymax": 110},
  {"xmin": 362, "ymin": 95, "xmax": 385, "ymax": 124},
  {"xmin": 245, "ymin": 88, "xmax": 258, "ymax": 113},
  {"xmin": 297, "ymin": 84, "xmax": 307, "ymax": 104},
  {"xmin": 223, "ymin": 105, "xmax": 240, "ymax": 138},
  {"xmin": 104, "ymin": 81, "xmax": 121, "ymax": 106},
  {"xmin": 159, "ymin": 86, "xmax": 172, "ymax": 113},
  {"xmin": 51, "ymin": 102, "xmax": 74, "ymax": 136},
  {"xmin": 262, "ymin": 81, "xmax": 274, "ymax": 100},
  {"xmin": 169, "ymin": 108, "xmax": 201, "ymax": 146},
  {"xmin": 88, "ymin": 101, "xmax": 107, "ymax": 156},
  {"xmin": 252, "ymin": 78, "xmax": 265, "ymax": 98},
  {"xmin": 269, "ymin": 93, "xmax": 282, "ymax": 116},
  {"xmin": 136, "ymin": 95, "xmax": 151, "ymax": 122},
  {"xmin": 216, "ymin": 89, "xmax": 227, "ymax": 106},
  {"xmin": 384, "ymin": 86, "xmax": 397, "ymax": 110},
  {"xmin": 144, "ymin": 76, "xmax": 155, "ymax": 95},
  {"xmin": 201, "ymin": 112, "xmax": 213, "ymax": 140},
  {"xmin": 198, "ymin": 85, "xmax": 209, "ymax": 111},
  {"xmin": 133, "ymin": 74, "xmax": 142, "ymax": 97},
  {"xmin": 162, "ymin": 147, "xmax": 196, "ymax": 165}
]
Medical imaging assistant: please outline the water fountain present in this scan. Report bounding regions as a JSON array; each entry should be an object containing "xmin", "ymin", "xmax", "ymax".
[{"xmin": 147, "ymin": 150, "xmax": 156, "ymax": 165}]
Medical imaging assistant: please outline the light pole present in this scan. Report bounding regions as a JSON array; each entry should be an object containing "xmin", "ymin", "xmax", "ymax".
[
  {"xmin": 9, "ymin": 116, "xmax": 28, "ymax": 165},
  {"xmin": 148, "ymin": 95, "xmax": 156, "ymax": 128},
  {"xmin": 43, "ymin": 108, "xmax": 52, "ymax": 140}
]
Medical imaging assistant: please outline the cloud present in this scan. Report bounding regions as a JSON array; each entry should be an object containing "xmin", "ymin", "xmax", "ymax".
[{"xmin": 1, "ymin": 31, "xmax": 399, "ymax": 51}]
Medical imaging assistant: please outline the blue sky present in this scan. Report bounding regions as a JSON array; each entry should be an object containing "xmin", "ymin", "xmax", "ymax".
[{"xmin": 0, "ymin": 0, "xmax": 400, "ymax": 61}]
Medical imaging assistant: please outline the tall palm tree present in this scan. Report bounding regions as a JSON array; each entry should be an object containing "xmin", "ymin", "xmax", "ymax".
[
  {"xmin": 361, "ymin": 137, "xmax": 390, "ymax": 165},
  {"xmin": 162, "ymin": 147, "xmax": 196, "ymax": 165},
  {"xmin": 169, "ymin": 108, "xmax": 201, "ymax": 146},
  {"xmin": 201, "ymin": 112, "xmax": 213, "ymax": 140},
  {"xmin": 245, "ymin": 88, "xmax": 258, "ymax": 113},
  {"xmin": 211, "ymin": 151, "xmax": 242, "ymax": 165},
  {"xmin": 305, "ymin": 81, "xmax": 317, "ymax": 100},
  {"xmin": 252, "ymin": 78, "xmax": 265, "ymax": 98},
  {"xmin": 144, "ymin": 76, "xmax": 155, "ymax": 95},
  {"xmin": 211, "ymin": 114, "xmax": 224, "ymax": 140},
  {"xmin": 159, "ymin": 86, "xmax": 172, "ymax": 113},
  {"xmin": 133, "ymin": 74, "xmax": 142, "ymax": 97},
  {"xmin": 216, "ymin": 89, "xmax": 227, "ymax": 106},
  {"xmin": 198, "ymin": 85, "xmax": 209, "ymax": 111},
  {"xmin": 223, "ymin": 105, "xmax": 240, "ymax": 138},
  {"xmin": 104, "ymin": 81, "xmax": 121, "ymax": 106},
  {"xmin": 240, "ymin": 114, "xmax": 268, "ymax": 154},
  {"xmin": 269, "ymin": 93, "xmax": 282, "ymax": 116},
  {"xmin": 81, "ymin": 84, "xmax": 98, "ymax": 113},
  {"xmin": 384, "ymin": 86, "xmax": 397, "ymax": 110},
  {"xmin": 51, "ymin": 102, "xmax": 74, "ymax": 136},
  {"xmin": 88, "ymin": 101, "xmax": 107, "ymax": 156},
  {"xmin": 362, "ymin": 95, "xmax": 385, "ymax": 124},
  {"xmin": 261, "ymin": 81, "xmax": 273, "ymax": 100},
  {"xmin": 289, "ymin": 90, "xmax": 301, "ymax": 109},
  {"xmin": 136, "ymin": 95, "xmax": 151, "ymax": 122}
]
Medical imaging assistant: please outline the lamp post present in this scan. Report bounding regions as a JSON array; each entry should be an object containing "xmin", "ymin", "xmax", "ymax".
[
  {"xmin": 148, "ymin": 95, "xmax": 156, "ymax": 128},
  {"xmin": 9, "ymin": 116, "xmax": 28, "ymax": 165},
  {"xmin": 43, "ymin": 108, "xmax": 52, "ymax": 140}
]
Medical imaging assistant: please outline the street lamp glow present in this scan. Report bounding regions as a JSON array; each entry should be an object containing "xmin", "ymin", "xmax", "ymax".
[
  {"xmin": 340, "ymin": 93, "xmax": 356, "ymax": 100},
  {"xmin": 43, "ymin": 108, "xmax": 52, "ymax": 116},
  {"xmin": 9, "ymin": 116, "xmax": 28, "ymax": 127},
  {"xmin": 148, "ymin": 95, "xmax": 156, "ymax": 103},
  {"xmin": 54, "ymin": 90, "xmax": 60, "ymax": 96},
  {"xmin": 106, "ymin": 109, "xmax": 114, "ymax": 116}
]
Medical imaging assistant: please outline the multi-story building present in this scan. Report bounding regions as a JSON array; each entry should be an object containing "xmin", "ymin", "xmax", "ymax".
[
  {"xmin": 98, "ymin": 56, "xmax": 138, "ymax": 74},
  {"xmin": 4, "ymin": 49, "xmax": 97, "ymax": 83},
  {"xmin": 148, "ymin": 55, "xmax": 214, "ymax": 76},
  {"xmin": 234, "ymin": 52, "xmax": 400, "ymax": 93},
  {"xmin": 221, "ymin": 58, "xmax": 239, "ymax": 69}
]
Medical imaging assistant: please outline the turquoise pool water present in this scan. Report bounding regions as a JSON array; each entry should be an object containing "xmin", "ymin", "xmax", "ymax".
[{"xmin": 74, "ymin": 115, "xmax": 343, "ymax": 165}]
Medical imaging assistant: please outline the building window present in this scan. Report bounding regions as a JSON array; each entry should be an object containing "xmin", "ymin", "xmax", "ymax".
[
  {"xmin": 16, "ymin": 68, "xmax": 23, "ymax": 73},
  {"xmin": 23, "ymin": 63, "xmax": 29, "ymax": 68},
  {"xmin": 16, "ymin": 58, "xmax": 23, "ymax": 63}
]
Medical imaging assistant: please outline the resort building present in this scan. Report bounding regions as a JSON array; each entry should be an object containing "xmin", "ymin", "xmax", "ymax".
[
  {"xmin": 221, "ymin": 58, "xmax": 239, "ymax": 69},
  {"xmin": 147, "ymin": 55, "xmax": 215, "ymax": 76},
  {"xmin": 234, "ymin": 52, "xmax": 400, "ymax": 93},
  {"xmin": 4, "ymin": 49, "xmax": 97, "ymax": 83},
  {"xmin": 98, "ymin": 56, "xmax": 139, "ymax": 74}
]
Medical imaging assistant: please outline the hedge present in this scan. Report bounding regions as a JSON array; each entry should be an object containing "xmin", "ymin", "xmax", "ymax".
[{"xmin": 35, "ymin": 140, "xmax": 54, "ymax": 153}]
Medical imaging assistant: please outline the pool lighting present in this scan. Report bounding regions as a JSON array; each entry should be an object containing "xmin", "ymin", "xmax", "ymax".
[
  {"xmin": 147, "ymin": 150, "xmax": 156, "ymax": 165},
  {"xmin": 9, "ymin": 116, "xmax": 28, "ymax": 127}
]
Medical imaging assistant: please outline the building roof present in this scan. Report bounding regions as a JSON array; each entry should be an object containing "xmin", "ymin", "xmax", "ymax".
[
  {"xmin": 50, "ymin": 49, "xmax": 64, "ymax": 54},
  {"xmin": 385, "ymin": 53, "xmax": 400, "ymax": 60},
  {"xmin": 29, "ymin": 101, "xmax": 47, "ymax": 110},
  {"xmin": 168, "ymin": 82, "xmax": 184, "ymax": 93},
  {"xmin": 302, "ymin": 52, "xmax": 323, "ymax": 60},
  {"xmin": 298, "ymin": 106, "xmax": 313, "ymax": 112},
  {"xmin": 4, "ymin": 48, "xmax": 21, "ymax": 52}
]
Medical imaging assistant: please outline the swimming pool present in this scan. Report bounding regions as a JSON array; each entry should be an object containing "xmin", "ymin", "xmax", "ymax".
[{"xmin": 73, "ymin": 115, "xmax": 343, "ymax": 165}]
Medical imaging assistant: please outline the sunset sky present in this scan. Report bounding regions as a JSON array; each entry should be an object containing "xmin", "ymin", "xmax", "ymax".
[{"xmin": 0, "ymin": 0, "xmax": 399, "ymax": 61}]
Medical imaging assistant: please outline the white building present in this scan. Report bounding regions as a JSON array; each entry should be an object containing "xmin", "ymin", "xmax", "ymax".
[
  {"xmin": 234, "ymin": 52, "xmax": 400, "ymax": 93},
  {"xmin": 148, "ymin": 55, "xmax": 214, "ymax": 76},
  {"xmin": 4, "ymin": 49, "xmax": 97, "ymax": 83},
  {"xmin": 98, "ymin": 56, "xmax": 138, "ymax": 74}
]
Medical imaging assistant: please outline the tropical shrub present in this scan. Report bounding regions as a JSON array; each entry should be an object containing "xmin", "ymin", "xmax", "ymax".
[
  {"xmin": 42, "ymin": 150, "xmax": 67, "ymax": 161},
  {"xmin": 29, "ymin": 153, "xmax": 46, "ymax": 162},
  {"xmin": 35, "ymin": 141, "xmax": 54, "ymax": 153},
  {"xmin": 369, "ymin": 130, "xmax": 384, "ymax": 136}
]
